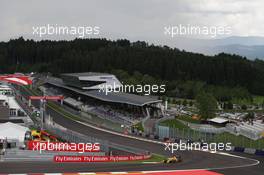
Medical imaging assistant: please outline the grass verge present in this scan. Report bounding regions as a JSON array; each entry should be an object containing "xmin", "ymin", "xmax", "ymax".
[{"xmin": 160, "ymin": 119, "xmax": 189, "ymax": 130}]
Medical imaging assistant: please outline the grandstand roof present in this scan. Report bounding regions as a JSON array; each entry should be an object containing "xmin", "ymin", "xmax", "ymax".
[
  {"xmin": 85, "ymin": 90, "xmax": 161, "ymax": 106},
  {"xmin": 46, "ymin": 77, "xmax": 161, "ymax": 106}
]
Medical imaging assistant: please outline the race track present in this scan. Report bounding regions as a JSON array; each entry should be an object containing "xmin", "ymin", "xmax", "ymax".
[{"xmin": 1, "ymin": 90, "xmax": 263, "ymax": 175}]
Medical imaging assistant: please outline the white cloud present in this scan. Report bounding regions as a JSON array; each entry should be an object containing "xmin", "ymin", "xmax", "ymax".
[{"xmin": 0, "ymin": 0, "xmax": 263, "ymax": 42}]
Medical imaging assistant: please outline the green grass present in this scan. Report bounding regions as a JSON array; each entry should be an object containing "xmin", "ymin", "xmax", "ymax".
[
  {"xmin": 134, "ymin": 122, "xmax": 144, "ymax": 132},
  {"xmin": 253, "ymin": 96, "xmax": 264, "ymax": 105},
  {"xmin": 120, "ymin": 153, "xmax": 165, "ymax": 164},
  {"xmin": 138, "ymin": 153, "xmax": 165, "ymax": 163},
  {"xmin": 160, "ymin": 119, "xmax": 189, "ymax": 129},
  {"xmin": 177, "ymin": 115, "xmax": 201, "ymax": 124}
]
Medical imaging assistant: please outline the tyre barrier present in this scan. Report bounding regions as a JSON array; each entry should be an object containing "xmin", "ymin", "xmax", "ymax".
[
  {"xmin": 255, "ymin": 150, "xmax": 264, "ymax": 156},
  {"xmin": 229, "ymin": 146, "xmax": 264, "ymax": 156},
  {"xmin": 234, "ymin": 147, "xmax": 245, "ymax": 153}
]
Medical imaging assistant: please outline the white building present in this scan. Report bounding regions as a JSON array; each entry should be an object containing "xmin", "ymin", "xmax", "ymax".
[
  {"xmin": 0, "ymin": 122, "xmax": 29, "ymax": 147},
  {"xmin": 0, "ymin": 84, "xmax": 13, "ymax": 95},
  {"xmin": 0, "ymin": 95, "xmax": 23, "ymax": 116}
]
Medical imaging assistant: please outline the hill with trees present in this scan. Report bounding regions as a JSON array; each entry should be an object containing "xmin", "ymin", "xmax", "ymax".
[{"xmin": 0, "ymin": 37, "xmax": 264, "ymax": 101}]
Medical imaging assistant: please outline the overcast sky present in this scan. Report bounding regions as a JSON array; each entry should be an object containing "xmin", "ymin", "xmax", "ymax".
[{"xmin": 1, "ymin": 0, "xmax": 264, "ymax": 45}]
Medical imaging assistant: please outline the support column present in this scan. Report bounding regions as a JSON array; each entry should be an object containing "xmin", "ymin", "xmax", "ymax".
[{"xmin": 40, "ymin": 99, "xmax": 46, "ymax": 130}]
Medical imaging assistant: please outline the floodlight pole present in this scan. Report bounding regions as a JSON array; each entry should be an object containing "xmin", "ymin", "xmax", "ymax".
[
  {"xmin": 40, "ymin": 99, "xmax": 46, "ymax": 130},
  {"xmin": 41, "ymin": 89, "xmax": 47, "ymax": 130}
]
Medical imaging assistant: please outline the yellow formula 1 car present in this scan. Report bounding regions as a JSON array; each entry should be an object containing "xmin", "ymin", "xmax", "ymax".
[
  {"xmin": 31, "ymin": 130, "xmax": 41, "ymax": 141},
  {"xmin": 163, "ymin": 155, "xmax": 182, "ymax": 163}
]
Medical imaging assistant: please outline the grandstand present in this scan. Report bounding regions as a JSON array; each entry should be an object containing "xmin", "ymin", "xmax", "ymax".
[
  {"xmin": 226, "ymin": 120, "xmax": 264, "ymax": 140},
  {"xmin": 41, "ymin": 73, "xmax": 163, "ymax": 127},
  {"xmin": 64, "ymin": 97, "xmax": 83, "ymax": 110}
]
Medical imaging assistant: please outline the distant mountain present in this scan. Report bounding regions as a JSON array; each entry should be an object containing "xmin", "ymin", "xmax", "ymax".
[
  {"xmin": 172, "ymin": 36, "xmax": 264, "ymax": 60},
  {"xmin": 203, "ymin": 44, "xmax": 264, "ymax": 59},
  {"xmin": 204, "ymin": 36, "xmax": 264, "ymax": 46}
]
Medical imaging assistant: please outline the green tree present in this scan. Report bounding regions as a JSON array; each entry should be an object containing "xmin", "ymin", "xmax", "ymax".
[
  {"xmin": 161, "ymin": 96, "xmax": 166, "ymax": 102},
  {"xmin": 195, "ymin": 91, "xmax": 217, "ymax": 120},
  {"xmin": 227, "ymin": 101, "xmax": 233, "ymax": 110},
  {"xmin": 244, "ymin": 112, "xmax": 254, "ymax": 122},
  {"xmin": 182, "ymin": 99, "xmax": 188, "ymax": 106},
  {"xmin": 241, "ymin": 104, "xmax": 247, "ymax": 110},
  {"xmin": 189, "ymin": 101, "xmax": 193, "ymax": 106},
  {"xmin": 1, "ymin": 37, "xmax": 264, "ymax": 96},
  {"xmin": 176, "ymin": 100, "xmax": 181, "ymax": 105},
  {"xmin": 167, "ymin": 98, "xmax": 172, "ymax": 104}
]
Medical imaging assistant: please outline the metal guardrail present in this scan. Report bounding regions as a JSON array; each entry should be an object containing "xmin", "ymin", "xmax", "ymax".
[{"xmin": 177, "ymin": 119, "xmax": 226, "ymax": 134}]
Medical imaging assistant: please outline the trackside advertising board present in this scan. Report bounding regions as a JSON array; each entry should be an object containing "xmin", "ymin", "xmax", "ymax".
[{"xmin": 54, "ymin": 155, "xmax": 152, "ymax": 162}]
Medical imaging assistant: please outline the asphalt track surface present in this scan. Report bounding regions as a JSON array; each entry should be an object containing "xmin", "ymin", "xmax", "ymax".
[{"xmin": 0, "ymin": 91, "xmax": 263, "ymax": 175}]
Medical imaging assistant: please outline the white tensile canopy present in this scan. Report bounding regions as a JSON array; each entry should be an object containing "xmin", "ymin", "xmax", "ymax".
[
  {"xmin": 0, "ymin": 122, "xmax": 29, "ymax": 142},
  {"xmin": 208, "ymin": 117, "xmax": 229, "ymax": 124}
]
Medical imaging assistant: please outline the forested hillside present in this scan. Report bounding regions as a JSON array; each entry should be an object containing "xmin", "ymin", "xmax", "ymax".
[{"xmin": 0, "ymin": 37, "xmax": 264, "ymax": 99}]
